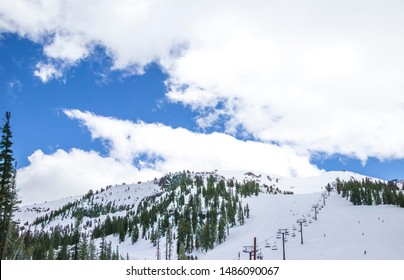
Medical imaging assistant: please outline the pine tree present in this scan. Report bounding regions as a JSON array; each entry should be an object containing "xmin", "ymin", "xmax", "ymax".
[
  {"xmin": 165, "ymin": 225, "xmax": 173, "ymax": 260},
  {"xmin": 47, "ymin": 243, "xmax": 55, "ymax": 260},
  {"xmin": 178, "ymin": 243, "xmax": 187, "ymax": 260},
  {"xmin": 131, "ymin": 225, "xmax": 139, "ymax": 244},
  {"xmin": 217, "ymin": 216, "xmax": 227, "ymax": 244},
  {"xmin": 237, "ymin": 202, "xmax": 245, "ymax": 225},
  {"xmin": 88, "ymin": 239, "xmax": 97, "ymax": 260},
  {"xmin": 245, "ymin": 203, "xmax": 250, "ymax": 219},
  {"xmin": 118, "ymin": 218, "xmax": 126, "ymax": 243},
  {"xmin": 0, "ymin": 112, "xmax": 20, "ymax": 259},
  {"xmin": 398, "ymin": 192, "xmax": 404, "ymax": 208},
  {"xmin": 79, "ymin": 236, "xmax": 89, "ymax": 260},
  {"xmin": 57, "ymin": 243, "xmax": 69, "ymax": 260}
]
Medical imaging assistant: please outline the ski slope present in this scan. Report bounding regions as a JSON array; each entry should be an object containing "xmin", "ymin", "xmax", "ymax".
[
  {"xmin": 14, "ymin": 170, "xmax": 404, "ymax": 260},
  {"xmin": 201, "ymin": 192, "xmax": 404, "ymax": 260}
]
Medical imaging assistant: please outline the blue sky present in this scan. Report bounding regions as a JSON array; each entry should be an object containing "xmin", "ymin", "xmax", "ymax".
[
  {"xmin": 1, "ymin": 34, "xmax": 195, "ymax": 164},
  {"xmin": 0, "ymin": 1, "xmax": 403, "ymax": 204}
]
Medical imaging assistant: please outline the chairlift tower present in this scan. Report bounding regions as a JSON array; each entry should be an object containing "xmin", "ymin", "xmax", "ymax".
[
  {"xmin": 312, "ymin": 204, "xmax": 319, "ymax": 220},
  {"xmin": 242, "ymin": 246, "xmax": 255, "ymax": 260},
  {"xmin": 296, "ymin": 218, "xmax": 307, "ymax": 245},
  {"xmin": 277, "ymin": 228, "xmax": 289, "ymax": 260},
  {"xmin": 242, "ymin": 237, "xmax": 257, "ymax": 260}
]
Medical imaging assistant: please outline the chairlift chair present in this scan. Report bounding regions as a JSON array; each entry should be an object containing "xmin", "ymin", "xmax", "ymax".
[
  {"xmin": 257, "ymin": 249, "xmax": 264, "ymax": 260},
  {"xmin": 272, "ymin": 243, "xmax": 278, "ymax": 250},
  {"xmin": 291, "ymin": 232, "xmax": 296, "ymax": 237},
  {"xmin": 265, "ymin": 240, "xmax": 271, "ymax": 248}
]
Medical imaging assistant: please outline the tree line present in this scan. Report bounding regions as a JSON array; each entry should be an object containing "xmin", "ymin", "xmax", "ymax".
[{"xmin": 336, "ymin": 177, "xmax": 404, "ymax": 207}]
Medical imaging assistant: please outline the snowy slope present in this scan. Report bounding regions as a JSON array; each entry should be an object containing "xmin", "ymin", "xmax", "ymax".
[
  {"xmin": 15, "ymin": 180, "xmax": 161, "ymax": 231},
  {"xmin": 201, "ymin": 192, "xmax": 404, "ymax": 260},
  {"xmin": 14, "ymin": 170, "xmax": 404, "ymax": 260},
  {"xmin": 218, "ymin": 170, "xmax": 377, "ymax": 194}
]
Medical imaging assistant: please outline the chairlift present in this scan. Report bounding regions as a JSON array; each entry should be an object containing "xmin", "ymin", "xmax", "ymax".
[
  {"xmin": 257, "ymin": 249, "xmax": 264, "ymax": 260},
  {"xmin": 304, "ymin": 221, "xmax": 308, "ymax": 227},
  {"xmin": 243, "ymin": 246, "xmax": 252, "ymax": 253},
  {"xmin": 265, "ymin": 240, "xmax": 271, "ymax": 248},
  {"xmin": 307, "ymin": 213, "xmax": 311, "ymax": 218},
  {"xmin": 309, "ymin": 219, "xmax": 312, "ymax": 224},
  {"xmin": 292, "ymin": 225, "xmax": 297, "ymax": 231},
  {"xmin": 276, "ymin": 233, "xmax": 281, "ymax": 239},
  {"xmin": 291, "ymin": 232, "xmax": 296, "ymax": 237},
  {"xmin": 272, "ymin": 243, "xmax": 278, "ymax": 250}
]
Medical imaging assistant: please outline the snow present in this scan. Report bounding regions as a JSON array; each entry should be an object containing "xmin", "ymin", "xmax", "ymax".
[
  {"xmin": 14, "ymin": 196, "xmax": 79, "ymax": 224},
  {"xmin": 201, "ymin": 192, "xmax": 404, "ymax": 260},
  {"xmin": 14, "ymin": 170, "xmax": 404, "ymax": 260}
]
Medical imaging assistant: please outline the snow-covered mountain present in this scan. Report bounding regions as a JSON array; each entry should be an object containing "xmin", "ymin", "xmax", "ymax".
[{"xmin": 14, "ymin": 170, "xmax": 404, "ymax": 260}]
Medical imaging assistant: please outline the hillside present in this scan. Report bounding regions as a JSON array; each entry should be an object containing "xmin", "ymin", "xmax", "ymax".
[{"xmin": 13, "ymin": 170, "xmax": 404, "ymax": 260}]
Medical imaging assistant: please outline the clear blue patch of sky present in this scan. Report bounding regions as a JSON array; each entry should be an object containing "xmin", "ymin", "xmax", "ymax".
[{"xmin": 312, "ymin": 154, "xmax": 404, "ymax": 181}]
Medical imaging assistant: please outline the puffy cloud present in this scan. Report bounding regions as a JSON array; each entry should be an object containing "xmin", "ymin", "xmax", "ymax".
[
  {"xmin": 63, "ymin": 109, "xmax": 321, "ymax": 177},
  {"xmin": 2, "ymin": 0, "xmax": 404, "ymax": 161},
  {"xmin": 33, "ymin": 62, "xmax": 63, "ymax": 83},
  {"xmin": 17, "ymin": 148, "xmax": 159, "ymax": 205},
  {"xmin": 64, "ymin": 110, "xmax": 319, "ymax": 176},
  {"xmin": 18, "ymin": 109, "xmax": 321, "ymax": 204}
]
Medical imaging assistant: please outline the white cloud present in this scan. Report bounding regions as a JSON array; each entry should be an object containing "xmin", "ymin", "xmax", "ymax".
[
  {"xmin": 17, "ymin": 148, "xmax": 159, "ymax": 205},
  {"xmin": 2, "ymin": 0, "xmax": 404, "ymax": 161},
  {"xmin": 64, "ymin": 109, "xmax": 321, "ymax": 175},
  {"xmin": 18, "ymin": 109, "xmax": 321, "ymax": 204},
  {"xmin": 33, "ymin": 62, "xmax": 63, "ymax": 83}
]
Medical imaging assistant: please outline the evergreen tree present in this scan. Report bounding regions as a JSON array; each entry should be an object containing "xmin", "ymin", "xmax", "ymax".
[
  {"xmin": 217, "ymin": 216, "xmax": 227, "ymax": 244},
  {"xmin": 365, "ymin": 188, "xmax": 373, "ymax": 205},
  {"xmin": 165, "ymin": 224, "xmax": 173, "ymax": 260},
  {"xmin": 99, "ymin": 236, "xmax": 107, "ymax": 260},
  {"xmin": 245, "ymin": 203, "xmax": 250, "ymax": 219},
  {"xmin": 178, "ymin": 243, "xmax": 187, "ymax": 260},
  {"xmin": 88, "ymin": 239, "xmax": 97, "ymax": 260},
  {"xmin": 79, "ymin": 236, "xmax": 89, "ymax": 260},
  {"xmin": 118, "ymin": 218, "xmax": 126, "ymax": 243},
  {"xmin": 57, "ymin": 243, "xmax": 69, "ymax": 260},
  {"xmin": 398, "ymin": 192, "xmax": 404, "ymax": 208},
  {"xmin": 0, "ymin": 112, "xmax": 19, "ymax": 259},
  {"xmin": 131, "ymin": 225, "xmax": 139, "ymax": 244},
  {"xmin": 237, "ymin": 202, "xmax": 245, "ymax": 225},
  {"xmin": 47, "ymin": 243, "xmax": 55, "ymax": 260}
]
